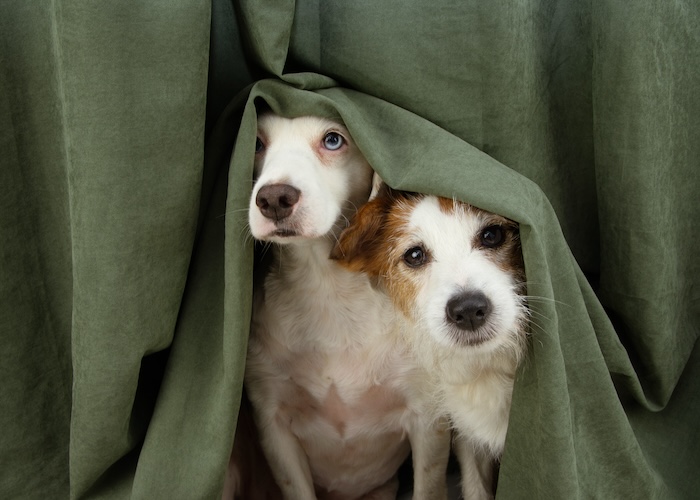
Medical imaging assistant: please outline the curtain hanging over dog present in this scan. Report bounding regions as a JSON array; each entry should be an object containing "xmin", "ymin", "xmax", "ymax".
[{"xmin": 1, "ymin": 0, "xmax": 698, "ymax": 498}]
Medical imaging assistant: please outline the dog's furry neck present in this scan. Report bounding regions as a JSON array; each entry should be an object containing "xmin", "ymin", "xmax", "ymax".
[
  {"xmin": 413, "ymin": 327, "xmax": 521, "ymax": 385},
  {"xmin": 272, "ymin": 236, "xmax": 335, "ymax": 272},
  {"xmin": 264, "ymin": 236, "xmax": 391, "ymax": 352},
  {"xmin": 407, "ymin": 320, "xmax": 523, "ymax": 457}
]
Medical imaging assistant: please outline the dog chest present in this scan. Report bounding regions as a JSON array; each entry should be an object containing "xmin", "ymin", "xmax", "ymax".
[
  {"xmin": 261, "ymin": 261, "xmax": 396, "ymax": 352},
  {"xmin": 273, "ymin": 347, "xmax": 412, "ymax": 437},
  {"xmin": 274, "ymin": 353, "xmax": 414, "ymax": 495},
  {"xmin": 442, "ymin": 373, "xmax": 514, "ymax": 456}
]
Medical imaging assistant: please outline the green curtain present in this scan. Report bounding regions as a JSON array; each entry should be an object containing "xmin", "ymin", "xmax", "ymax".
[{"xmin": 1, "ymin": 1, "xmax": 698, "ymax": 499}]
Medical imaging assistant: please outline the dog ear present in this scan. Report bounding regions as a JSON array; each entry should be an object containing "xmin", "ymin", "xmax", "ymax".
[
  {"xmin": 368, "ymin": 171, "xmax": 385, "ymax": 201},
  {"xmin": 330, "ymin": 196, "xmax": 389, "ymax": 276}
]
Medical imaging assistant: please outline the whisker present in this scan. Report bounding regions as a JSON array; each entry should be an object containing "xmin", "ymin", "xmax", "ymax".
[
  {"xmin": 260, "ymin": 242, "xmax": 273, "ymax": 259},
  {"xmin": 218, "ymin": 207, "xmax": 251, "ymax": 220},
  {"xmin": 345, "ymin": 199, "xmax": 360, "ymax": 214},
  {"xmin": 525, "ymin": 309, "xmax": 553, "ymax": 324},
  {"xmin": 329, "ymin": 229, "xmax": 341, "ymax": 249},
  {"xmin": 522, "ymin": 294, "xmax": 570, "ymax": 308},
  {"xmin": 239, "ymin": 224, "xmax": 255, "ymax": 246},
  {"xmin": 525, "ymin": 316, "xmax": 554, "ymax": 337}
]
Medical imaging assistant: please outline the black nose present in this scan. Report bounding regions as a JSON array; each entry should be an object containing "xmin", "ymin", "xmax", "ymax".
[
  {"xmin": 445, "ymin": 291, "xmax": 492, "ymax": 331},
  {"xmin": 256, "ymin": 184, "xmax": 300, "ymax": 221}
]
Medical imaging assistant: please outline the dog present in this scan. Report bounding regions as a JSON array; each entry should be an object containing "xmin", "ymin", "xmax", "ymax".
[
  {"xmin": 223, "ymin": 391, "xmax": 282, "ymax": 499},
  {"xmin": 331, "ymin": 184, "xmax": 528, "ymax": 500},
  {"xmin": 243, "ymin": 113, "xmax": 450, "ymax": 499}
]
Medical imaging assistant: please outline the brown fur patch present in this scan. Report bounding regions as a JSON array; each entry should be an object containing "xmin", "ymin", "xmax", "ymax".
[
  {"xmin": 333, "ymin": 185, "xmax": 525, "ymax": 315},
  {"xmin": 437, "ymin": 196, "xmax": 457, "ymax": 214},
  {"xmin": 329, "ymin": 195, "xmax": 389, "ymax": 275},
  {"xmin": 379, "ymin": 196, "xmax": 425, "ymax": 319},
  {"xmin": 332, "ymin": 188, "xmax": 426, "ymax": 318}
]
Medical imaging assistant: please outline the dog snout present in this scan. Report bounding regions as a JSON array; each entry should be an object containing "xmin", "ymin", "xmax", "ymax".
[
  {"xmin": 445, "ymin": 291, "xmax": 492, "ymax": 331},
  {"xmin": 256, "ymin": 183, "xmax": 301, "ymax": 221}
]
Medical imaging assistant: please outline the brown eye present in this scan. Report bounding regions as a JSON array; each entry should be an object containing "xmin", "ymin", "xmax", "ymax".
[
  {"xmin": 403, "ymin": 246, "xmax": 428, "ymax": 267},
  {"xmin": 480, "ymin": 225, "xmax": 505, "ymax": 248}
]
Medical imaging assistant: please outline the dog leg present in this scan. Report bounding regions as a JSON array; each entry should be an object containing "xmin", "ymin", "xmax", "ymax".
[
  {"xmin": 454, "ymin": 434, "xmax": 494, "ymax": 500},
  {"xmin": 407, "ymin": 416, "xmax": 451, "ymax": 500},
  {"xmin": 258, "ymin": 420, "xmax": 316, "ymax": 500}
]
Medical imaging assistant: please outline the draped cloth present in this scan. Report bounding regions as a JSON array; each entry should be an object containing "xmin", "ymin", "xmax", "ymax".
[{"xmin": 1, "ymin": 1, "xmax": 698, "ymax": 498}]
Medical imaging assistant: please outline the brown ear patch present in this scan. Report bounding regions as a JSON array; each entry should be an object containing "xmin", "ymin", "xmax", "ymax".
[
  {"xmin": 332, "ymin": 187, "xmax": 426, "ymax": 319},
  {"xmin": 330, "ymin": 195, "xmax": 390, "ymax": 277}
]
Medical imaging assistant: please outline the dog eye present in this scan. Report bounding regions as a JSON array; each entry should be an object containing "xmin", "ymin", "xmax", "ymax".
[
  {"xmin": 480, "ymin": 225, "xmax": 505, "ymax": 248},
  {"xmin": 255, "ymin": 137, "xmax": 264, "ymax": 153},
  {"xmin": 322, "ymin": 132, "xmax": 344, "ymax": 151},
  {"xmin": 403, "ymin": 246, "xmax": 428, "ymax": 268}
]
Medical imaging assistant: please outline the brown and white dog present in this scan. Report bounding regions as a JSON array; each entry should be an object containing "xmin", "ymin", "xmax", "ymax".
[
  {"xmin": 241, "ymin": 114, "xmax": 450, "ymax": 500},
  {"xmin": 331, "ymin": 184, "xmax": 529, "ymax": 500}
]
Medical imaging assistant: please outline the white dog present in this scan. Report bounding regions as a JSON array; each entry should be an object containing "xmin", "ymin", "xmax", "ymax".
[
  {"xmin": 243, "ymin": 114, "xmax": 450, "ymax": 500},
  {"xmin": 331, "ymin": 184, "xmax": 529, "ymax": 500}
]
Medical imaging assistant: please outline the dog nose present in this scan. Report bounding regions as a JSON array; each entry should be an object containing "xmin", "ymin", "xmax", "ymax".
[
  {"xmin": 256, "ymin": 184, "xmax": 300, "ymax": 221},
  {"xmin": 445, "ymin": 291, "xmax": 491, "ymax": 331}
]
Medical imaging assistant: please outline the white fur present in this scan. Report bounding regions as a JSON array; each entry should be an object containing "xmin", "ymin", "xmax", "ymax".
[
  {"xmin": 396, "ymin": 198, "xmax": 527, "ymax": 500},
  {"xmin": 407, "ymin": 199, "xmax": 523, "ymax": 354},
  {"xmin": 335, "ymin": 191, "xmax": 528, "ymax": 500},
  {"xmin": 243, "ymin": 115, "xmax": 450, "ymax": 500}
]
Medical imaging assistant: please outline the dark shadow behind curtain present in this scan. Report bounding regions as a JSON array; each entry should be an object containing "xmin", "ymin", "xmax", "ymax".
[{"xmin": 1, "ymin": 1, "xmax": 698, "ymax": 499}]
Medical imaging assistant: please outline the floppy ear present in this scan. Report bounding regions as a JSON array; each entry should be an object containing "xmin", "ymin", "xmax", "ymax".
[
  {"xmin": 330, "ymin": 196, "xmax": 389, "ymax": 277},
  {"xmin": 368, "ymin": 171, "xmax": 385, "ymax": 201}
]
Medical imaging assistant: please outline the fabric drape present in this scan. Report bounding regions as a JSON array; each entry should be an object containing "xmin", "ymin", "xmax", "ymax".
[{"xmin": 1, "ymin": 1, "xmax": 698, "ymax": 498}]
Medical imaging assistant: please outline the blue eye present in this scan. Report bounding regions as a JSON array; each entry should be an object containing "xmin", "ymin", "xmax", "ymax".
[
  {"xmin": 255, "ymin": 137, "xmax": 264, "ymax": 153},
  {"xmin": 323, "ymin": 132, "xmax": 344, "ymax": 151}
]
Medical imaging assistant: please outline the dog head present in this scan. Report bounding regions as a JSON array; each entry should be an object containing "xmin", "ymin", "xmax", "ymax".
[
  {"xmin": 331, "ymin": 185, "xmax": 527, "ymax": 353},
  {"xmin": 248, "ymin": 114, "xmax": 373, "ymax": 244}
]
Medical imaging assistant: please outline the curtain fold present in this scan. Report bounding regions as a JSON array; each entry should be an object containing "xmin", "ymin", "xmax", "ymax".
[
  {"xmin": 1, "ymin": 0, "xmax": 698, "ymax": 498},
  {"xmin": 1, "ymin": 1, "xmax": 211, "ymax": 498}
]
